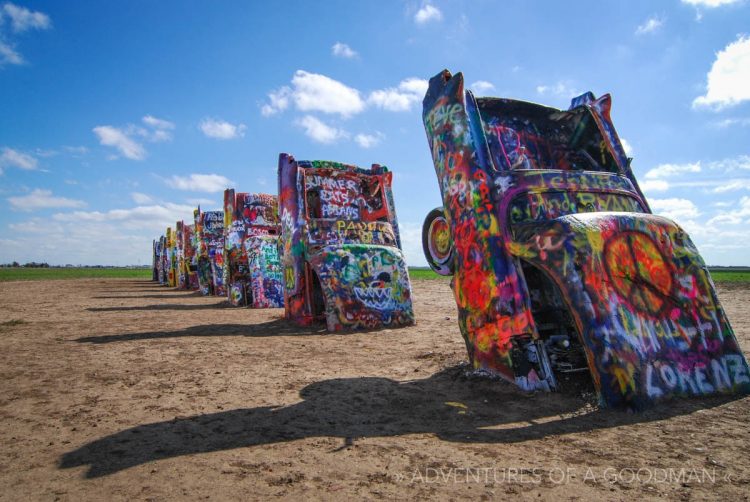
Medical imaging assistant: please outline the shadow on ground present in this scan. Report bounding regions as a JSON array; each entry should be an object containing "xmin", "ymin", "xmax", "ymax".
[
  {"xmin": 87, "ymin": 302, "xmax": 230, "ymax": 312},
  {"xmin": 59, "ymin": 364, "xmax": 738, "ymax": 478},
  {"xmin": 95, "ymin": 289, "xmax": 175, "ymax": 294},
  {"xmin": 74, "ymin": 319, "xmax": 328, "ymax": 344},
  {"xmin": 91, "ymin": 294, "xmax": 202, "ymax": 299},
  {"xmin": 93, "ymin": 281, "xmax": 183, "ymax": 293}
]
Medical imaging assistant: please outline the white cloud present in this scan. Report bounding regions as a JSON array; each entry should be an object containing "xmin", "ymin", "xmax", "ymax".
[
  {"xmin": 714, "ymin": 117, "xmax": 750, "ymax": 127},
  {"xmin": 707, "ymin": 154, "xmax": 750, "ymax": 172},
  {"xmin": 142, "ymin": 115, "xmax": 174, "ymax": 131},
  {"xmin": 186, "ymin": 197, "xmax": 220, "ymax": 209},
  {"xmin": 262, "ymin": 71, "xmax": 365, "ymax": 118},
  {"xmin": 262, "ymin": 72, "xmax": 429, "ymax": 117},
  {"xmin": 470, "ymin": 80, "xmax": 495, "ymax": 94},
  {"xmin": 34, "ymin": 148, "xmax": 57, "ymax": 158},
  {"xmin": 92, "ymin": 116, "xmax": 173, "ymax": 160},
  {"xmin": 8, "ymin": 189, "xmax": 85, "ymax": 211},
  {"xmin": 2, "ymin": 2, "xmax": 51, "ymax": 32},
  {"xmin": 397, "ymin": 77, "xmax": 429, "ymax": 96},
  {"xmin": 706, "ymin": 196, "xmax": 750, "ymax": 225},
  {"xmin": 0, "ymin": 3, "xmax": 50, "ymax": 68},
  {"xmin": 635, "ymin": 15, "xmax": 664, "ymax": 36},
  {"xmin": 650, "ymin": 197, "xmax": 701, "ymax": 221},
  {"xmin": 165, "ymin": 174, "xmax": 232, "ymax": 193},
  {"xmin": 620, "ymin": 138, "xmax": 634, "ymax": 156},
  {"xmin": 332, "ymin": 42, "xmax": 357, "ymax": 59},
  {"xmin": 640, "ymin": 179, "xmax": 670, "ymax": 193},
  {"xmin": 368, "ymin": 78, "xmax": 428, "ymax": 111},
  {"xmin": 64, "ymin": 145, "xmax": 89, "ymax": 156},
  {"xmin": 536, "ymin": 82, "xmax": 581, "ymax": 99},
  {"xmin": 199, "ymin": 118, "xmax": 247, "ymax": 140},
  {"xmin": 693, "ymin": 35, "xmax": 750, "ymax": 110},
  {"xmin": 131, "ymin": 192, "xmax": 154, "ymax": 204},
  {"xmin": 2, "ymin": 198, "xmax": 203, "ymax": 265},
  {"xmin": 93, "ymin": 125, "xmax": 146, "ymax": 160},
  {"xmin": 52, "ymin": 202, "xmax": 195, "ymax": 227},
  {"xmin": 712, "ymin": 179, "xmax": 750, "ymax": 192},
  {"xmin": 354, "ymin": 132, "xmax": 384, "ymax": 148},
  {"xmin": 637, "ymin": 154, "xmax": 750, "ymax": 197},
  {"xmin": 397, "ymin": 221, "xmax": 427, "ymax": 267},
  {"xmin": 140, "ymin": 115, "xmax": 174, "ymax": 142},
  {"xmin": 681, "ymin": 0, "xmax": 742, "ymax": 7},
  {"xmin": 1, "ymin": 219, "xmax": 142, "ymax": 266},
  {"xmin": 0, "ymin": 147, "xmax": 38, "ymax": 172},
  {"xmin": 295, "ymin": 115, "xmax": 349, "ymax": 144},
  {"xmin": 149, "ymin": 129, "xmax": 171, "ymax": 143},
  {"xmin": 0, "ymin": 40, "xmax": 23, "ymax": 66},
  {"xmin": 291, "ymin": 70, "xmax": 365, "ymax": 117},
  {"xmin": 414, "ymin": 3, "xmax": 443, "ymax": 24},
  {"xmin": 644, "ymin": 161, "xmax": 701, "ymax": 179},
  {"xmin": 260, "ymin": 86, "xmax": 292, "ymax": 116}
]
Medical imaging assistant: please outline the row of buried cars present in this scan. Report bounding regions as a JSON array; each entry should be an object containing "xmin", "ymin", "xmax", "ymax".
[
  {"xmin": 152, "ymin": 69, "xmax": 750, "ymax": 410},
  {"xmin": 153, "ymin": 154, "xmax": 415, "ymax": 332}
]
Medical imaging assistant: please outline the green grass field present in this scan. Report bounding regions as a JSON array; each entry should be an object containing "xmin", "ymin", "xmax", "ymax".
[
  {"xmin": 0, "ymin": 266, "xmax": 748, "ymax": 284},
  {"xmin": 408, "ymin": 268, "xmax": 447, "ymax": 280},
  {"xmin": 408, "ymin": 267, "xmax": 750, "ymax": 283},
  {"xmin": 708, "ymin": 269, "xmax": 750, "ymax": 283}
]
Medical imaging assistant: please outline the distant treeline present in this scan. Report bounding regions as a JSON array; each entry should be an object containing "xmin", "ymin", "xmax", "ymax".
[{"xmin": 1, "ymin": 262, "xmax": 50, "ymax": 268}]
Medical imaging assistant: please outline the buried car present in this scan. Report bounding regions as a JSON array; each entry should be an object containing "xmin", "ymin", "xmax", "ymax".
[
  {"xmin": 194, "ymin": 208, "xmax": 226, "ymax": 296},
  {"xmin": 223, "ymin": 189, "xmax": 284, "ymax": 308},
  {"xmin": 175, "ymin": 221, "xmax": 199, "ymax": 291},
  {"xmin": 152, "ymin": 237, "xmax": 163, "ymax": 283},
  {"xmin": 278, "ymin": 153, "xmax": 415, "ymax": 331},
  {"xmin": 421, "ymin": 69, "xmax": 750, "ymax": 409},
  {"xmin": 165, "ymin": 226, "xmax": 177, "ymax": 287}
]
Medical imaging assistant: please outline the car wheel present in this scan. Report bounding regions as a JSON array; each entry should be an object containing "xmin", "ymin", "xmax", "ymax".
[{"xmin": 422, "ymin": 207, "xmax": 454, "ymax": 276}]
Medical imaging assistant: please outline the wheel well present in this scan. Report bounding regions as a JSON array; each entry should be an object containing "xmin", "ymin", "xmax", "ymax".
[{"xmin": 519, "ymin": 259, "xmax": 595, "ymax": 394}]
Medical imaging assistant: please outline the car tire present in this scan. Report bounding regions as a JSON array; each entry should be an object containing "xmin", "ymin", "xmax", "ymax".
[{"xmin": 422, "ymin": 207, "xmax": 454, "ymax": 276}]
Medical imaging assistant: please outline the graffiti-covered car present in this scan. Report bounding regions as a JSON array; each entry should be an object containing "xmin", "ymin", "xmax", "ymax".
[
  {"xmin": 155, "ymin": 235, "xmax": 168, "ymax": 284},
  {"xmin": 175, "ymin": 222, "xmax": 187, "ymax": 289},
  {"xmin": 175, "ymin": 221, "xmax": 199, "ymax": 290},
  {"xmin": 194, "ymin": 208, "xmax": 226, "ymax": 296},
  {"xmin": 186, "ymin": 223, "xmax": 200, "ymax": 290},
  {"xmin": 279, "ymin": 153, "xmax": 415, "ymax": 331},
  {"xmin": 165, "ymin": 226, "xmax": 177, "ymax": 287},
  {"xmin": 152, "ymin": 237, "xmax": 162, "ymax": 282},
  {"xmin": 421, "ymin": 69, "xmax": 750, "ymax": 408},
  {"xmin": 223, "ymin": 189, "xmax": 284, "ymax": 308}
]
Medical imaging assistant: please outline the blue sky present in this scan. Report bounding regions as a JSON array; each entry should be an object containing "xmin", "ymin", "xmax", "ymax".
[{"xmin": 1, "ymin": 0, "xmax": 749, "ymax": 266}]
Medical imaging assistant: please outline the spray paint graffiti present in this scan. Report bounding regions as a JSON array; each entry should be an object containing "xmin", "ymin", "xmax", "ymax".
[
  {"xmin": 184, "ymin": 223, "xmax": 199, "ymax": 290},
  {"xmin": 164, "ymin": 227, "xmax": 177, "ymax": 287},
  {"xmin": 223, "ymin": 189, "xmax": 284, "ymax": 308},
  {"xmin": 152, "ymin": 238, "xmax": 161, "ymax": 282},
  {"xmin": 245, "ymin": 235, "xmax": 284, "ymax": 308},
  {"xmin": 174, "ymin": 221, "xmax": 199, "ymax": 291},
  {"xmin": 421, "ymin": 69, "xmax": 750, "ymax": 408},
  {"xmin": 279, "ymin": 153, "xmax": 415, "ymax": 331},
  {"xmin": 156, "ymin": 233, "xmax": 170, "ymax": 286},
  {"xmin": 194, "ymin": 208, "xmax": 226, "ymax": 296},
  {"xmin": 175, "ymin": 222, "xmax": 186, "ymax": 289}
]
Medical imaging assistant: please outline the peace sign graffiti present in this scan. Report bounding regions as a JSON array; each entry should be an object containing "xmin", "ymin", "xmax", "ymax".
[{"xmin": 604, "ymin": 232, "xmax": 674, "ymax": 316}]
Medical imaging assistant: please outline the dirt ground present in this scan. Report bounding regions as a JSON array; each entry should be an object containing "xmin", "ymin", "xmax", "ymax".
[{"xmin": 0, "ymin": 278, "xmax": 748, "ymax": 501}]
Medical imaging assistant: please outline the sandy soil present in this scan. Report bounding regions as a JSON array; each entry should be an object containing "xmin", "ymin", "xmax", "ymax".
[{"xmin": 0, "ymin": 277, "xmax": 748, "ymax": 501}]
